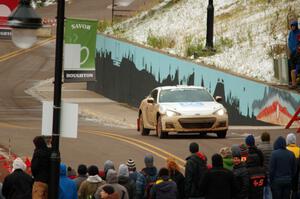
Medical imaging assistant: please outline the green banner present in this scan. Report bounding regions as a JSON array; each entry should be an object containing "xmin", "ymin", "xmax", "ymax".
[{"xmin": 64, "ymin": 18, "xmax": 98, "ymax": 71}]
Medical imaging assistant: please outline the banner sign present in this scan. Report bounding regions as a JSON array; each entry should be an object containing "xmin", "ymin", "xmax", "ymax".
[
  {"xmin": 64, "ymin": 18, "xmax": 98, "ymax": 82},
  {"xmin": 0, "ymin": 0, "xmax": 19, "ymax": 39}
]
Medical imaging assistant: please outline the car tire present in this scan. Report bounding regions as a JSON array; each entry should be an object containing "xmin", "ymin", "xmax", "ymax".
[
  {"xmin": 156, "ymin": 116, "xmax": 168, "ymax": 139},
  {"xmin": 217, "ymin": 130, "xmax": 227, "ymax": 138},
  {"xmin": 139, "ymin": 113, "xmax": 150, "ymax": 136}
]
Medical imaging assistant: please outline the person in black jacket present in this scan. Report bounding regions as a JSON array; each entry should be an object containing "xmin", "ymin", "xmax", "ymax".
[
  {"xmin": 2, "ymin": 157, "xmax": 33, "ymax": 199},
  {"xmin": 31, "ymin": 136, "xmax": 51, "ymax": 199},
  {"xmin": 184, "ymin": 142, "xmax": 207, "ymax": 198},
  {"xmin": 200, "ymin": 153, "xmax": 237, "ymax": 199},
  {"xmin": 167, "ymin": 158, "xmax": 185, "ymax": 199},
  {"xmin": 245, "ymin": 135, "xmax": 264, "ymax": 167},
  {"xmin": 150, "ymin": 167, "xmax": 177, "ymax": 199},
  {"xmin": 247, "ymin": 153, "xmax": 267, "ymax": 199},
  {"xmin": 118, "ymin": 164, "xmax": 136, "ymax": 199},
  {"xmin": 231, "ymin": 145, "xmax": 249, "ymax": 199}
]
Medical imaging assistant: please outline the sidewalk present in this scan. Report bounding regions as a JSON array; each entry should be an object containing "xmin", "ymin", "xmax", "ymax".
[{"xmin": 26, "ymin": 78, "xmax": 138, "ymax": 129}]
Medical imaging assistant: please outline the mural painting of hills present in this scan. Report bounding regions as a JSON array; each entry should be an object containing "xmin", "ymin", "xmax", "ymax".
[{"xmin": 88, "ymin": 50, "xmax": 271, "ymax": 125}]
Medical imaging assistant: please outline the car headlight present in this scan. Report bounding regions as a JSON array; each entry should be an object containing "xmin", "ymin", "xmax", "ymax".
[
  {"xmin": 166, "ymin": 110, "xmax": 181, "ymax": 117},
  {"xmin": 214, "ymin": 108, "xmax": 226, "ymax": 116}
]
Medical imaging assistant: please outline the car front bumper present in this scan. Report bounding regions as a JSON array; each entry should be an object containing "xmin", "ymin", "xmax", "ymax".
[{"xmin": 160, "ymin": 114, "xmax": 228, "ymax": 132}]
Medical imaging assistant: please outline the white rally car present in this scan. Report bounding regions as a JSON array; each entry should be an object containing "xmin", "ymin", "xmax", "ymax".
[{"xmin": 137, "ymin": 86, "xmax": 228, "ymax": 138}]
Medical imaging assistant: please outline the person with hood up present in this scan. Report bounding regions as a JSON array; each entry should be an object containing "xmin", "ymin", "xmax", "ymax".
[
  {"xmin": 270, "ymin": 136, "xmax": 296, "ymax": 199},
  {"xmin": 219, "ymin": 147, "xmax": 233, "ymax": 170},
  {"xmin": 118, "ymin": 164, "xmax": 136, "ymax": 199},
  {"xmin": 185, "ymin": 142, "xmax": 207, "ymax": 198},
  {"xmin": 31, "ymin": 136, "xmax": 51, "ymax": 199},
  {"xmin": 167, "ymin": 157, "xmax": 185, "ymax": 199},
  {"xmin": 136, "ymin": 154, "xmax": 158, "ymax": 199},
  {"xmin": 200, "ymin": 153, "xmax": 237, "ymax": 199},
  {"xmin": 103, "ymin": 160, "xmax": 115, "ymax": 180},
  {"xmin": 245, "ymin": 135, "xmax": 264, "ymax": 167},
  {"xmin": 95, "ymin": 169, "xmax": 129, "ymax": 199},
  {"xmin": 59, "ymin": 163, "xmax": 77, "ymax": 199},
  {"xmin": 288, "ymin": 20, "xmax": 300, "ymax": 87},
  {"xmin": 247, "ymin": 153, "xmax": 267, "ymax": 199},
  {"xmin": 2, "ymin": 157, "xmax": 33, "ymax": 199},
  {"xmin": 231, "ymin": 145, "xmax": 249, "ymax": 199},
  {"xmin": 73, "ymin": 164, "xmax": 88, "ymax": 190},
  {"xmin": 78, "ymin": 165, "xmax": 106, "ymax": 199},
  {"xmin": 100, "ymin": 185, "xmax": 119, "ymax": 199},
  {"xmin": 150, "ymin": 167, "xmax": 177, "ymax": 199},
  {"xmin": 286, "ymin": 133, "xmax": 300, "ymax": 199}
]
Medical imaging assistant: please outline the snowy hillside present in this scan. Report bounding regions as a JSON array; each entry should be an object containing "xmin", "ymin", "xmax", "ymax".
[{"xmin": 107, "ymin": 0, "xmax": 300, "ymax": 83}]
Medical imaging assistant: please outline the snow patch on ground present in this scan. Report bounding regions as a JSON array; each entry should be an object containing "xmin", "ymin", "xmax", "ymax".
[{"xmin": 111, "ymin": 0, "xmax": 299, "ymax": 83}]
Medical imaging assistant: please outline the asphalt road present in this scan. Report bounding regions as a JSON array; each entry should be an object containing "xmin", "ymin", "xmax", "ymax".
[{"xmin": 0, "ymin": 0, "xmax": 298, "ymax": 174}]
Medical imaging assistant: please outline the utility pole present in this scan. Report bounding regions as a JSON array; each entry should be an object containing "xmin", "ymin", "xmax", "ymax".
[{"xmin": 206, "ymin": 0, "xmax": 214, "ymax": 49}]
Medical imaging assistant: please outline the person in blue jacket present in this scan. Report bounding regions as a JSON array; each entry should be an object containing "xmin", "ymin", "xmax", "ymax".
[
  {"xmin": 288, "ymin": 20, "xmax": 300, "ymax": 87},
  {"xmin": 269, "ymin": 136, "xmax": 296, "ymax": 199},
  {"xmin": 59, "ymin": 163, "xmax": 78, "ymax": 199}
]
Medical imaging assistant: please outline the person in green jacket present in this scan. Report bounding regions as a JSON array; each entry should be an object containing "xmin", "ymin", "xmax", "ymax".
[{"xmin": 220, "ymin": 147, "xmax": 233, "ymax": 170}]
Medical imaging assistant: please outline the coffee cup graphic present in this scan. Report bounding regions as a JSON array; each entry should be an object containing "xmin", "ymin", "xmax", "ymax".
[{"xmin": 64, "ymin": 44, "xmax": 89, "ymax": 69}]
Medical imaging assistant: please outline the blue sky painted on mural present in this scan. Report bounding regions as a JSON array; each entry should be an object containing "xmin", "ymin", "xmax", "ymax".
[{"xmin": 96, "ymin": 35, "xmax": 300, "ymax": 116}]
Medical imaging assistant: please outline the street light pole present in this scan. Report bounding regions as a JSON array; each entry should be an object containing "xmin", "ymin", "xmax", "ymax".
[
  {"xmin": 206, "ymin": 0, "xmax": 214, "ymax": 49},
  {"xmin": 48, "ymin": 0, "xmax": 65, "ymax": 198},
  {"xmin": 112, "ymin": 0, "xmax": 115, "ymax": 25}
]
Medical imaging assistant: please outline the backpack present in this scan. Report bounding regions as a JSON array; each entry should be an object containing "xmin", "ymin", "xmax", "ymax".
[{"xmin": 141, "ymin": 171, "xmax": 157, "ymax": 199}]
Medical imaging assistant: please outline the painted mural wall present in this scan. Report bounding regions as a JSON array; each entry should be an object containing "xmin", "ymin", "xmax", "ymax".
[{"xmin": 87, "ymin": 34, "xmax": 300, "ymax": 126}]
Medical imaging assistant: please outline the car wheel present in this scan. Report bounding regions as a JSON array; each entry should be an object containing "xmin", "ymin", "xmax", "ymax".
[
  {"xmin": 139, "ymin": 113, "xmax": 150, "ymax": 136},
  {"xmin": 217, "ymin": 130, "xmax": 227, "ymax": 138},
  {"xmin": 156, "ymin": 116, "xmax": 168, "ymax": 139}
]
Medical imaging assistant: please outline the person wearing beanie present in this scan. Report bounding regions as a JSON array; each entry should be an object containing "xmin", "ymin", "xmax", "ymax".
[
  {"xmin": 246, "ymin": 153, "xmax": 267, "ymax": 199},
  {"xmin": 95, "ymin": 169, "xmax": 129, "ymax": 199},
  {"xmin": 103, "ymin": 160, "xmax": 115, "ymax": 180},
  {"xmin": 270, "ymin": 136, "xmax": 296, "ymax": 199},
  {"xmin": 185, "ymin": 142, "xmax": 207, "ymax": 198},
  {"xmin": 231, "ymin": 145, "xmax": 249, "ymax": 199},
  {"xmin": 136, "ymin": 154, "xmax": 158, "ymax": 199},
  {"xmin": 2, "ymin": 158, "xmax": 33, "ymax": 199},
  {"xmin": 58, "ymin": 163, "xmax": 78, "ymax": 199},
  {"xmin": 67, "ymin": 166, "xmax": 77, "ymax": 180},
  {"xmin": 78, "ymin": 165, "xmax": 106, "ymax": 199},
  {"xmin": 126, "ymin": 158, "xmax": 139, "ymax": 183},
  {"xmin": 219, "ymin": 147, "xmax": 233, "ymax": 170},
  {"xmin": 200, "ymin": 153, "xmax": 237, "ymax": 199},
  {"xmin": 73, "ymin": 164, "xmax": 88, "ymax": 190},
  {"xmin": 167, "ymin": 158, "xmax": 185, "ymax": 199},
  {"xmin": 257, "ymin": 132, "xmax": 273, "ymax": 199},
  {"xmin": 245, "ymin": 134, "xmax": 264, "ymax": 167},
  {"xmin": 100, "ymin": 185, "xmax": 119, "ymax": 199},
  {"xmin": 239, "ymin": 143, "xmax": 249, "ymax": 162},
  {"xmin": 150, "ymin": 167, "xmax": 177, "ymax": 199},
  {"xmin": 118, "ymin": 164, "xmax": 136, "ymax": 199},
  {"xmin": 286, "ymin": 133, "xmax": 300, "ymax": 198},
  {"xmin": 31, "ymin": 136, "xmax": 51, "ymax": 199}
]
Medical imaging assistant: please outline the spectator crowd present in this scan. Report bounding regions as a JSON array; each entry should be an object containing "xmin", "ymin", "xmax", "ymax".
[{"xmin": 0, "ymin": 132, "xmax": 300, "ymax": 199}]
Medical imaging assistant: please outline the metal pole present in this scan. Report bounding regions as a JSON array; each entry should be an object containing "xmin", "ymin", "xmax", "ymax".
[
  {"xmin": 112, "ymin": 0, "xmax": 115, "ymax": 25},
  {"xmin": 48, "ymin": 0, "xmax": 65, "ymax": 198},
  {"xmin": 206, "ymin": 0, "xmax": 214, "ymax": 49}
]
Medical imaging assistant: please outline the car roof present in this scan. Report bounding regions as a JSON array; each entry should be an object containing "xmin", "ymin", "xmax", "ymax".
[{"xmin": 156, "ymin": 85, "xmax": 206, "ymax": 90}]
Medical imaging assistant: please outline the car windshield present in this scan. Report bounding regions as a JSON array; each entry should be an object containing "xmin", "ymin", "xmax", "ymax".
[{"xmin": 159, "ymin": 88, "xmax": 214, "ymax": 103}]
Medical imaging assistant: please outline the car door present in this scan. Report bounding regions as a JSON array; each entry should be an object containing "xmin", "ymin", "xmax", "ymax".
[{"xmin": 146, "ymin": 89, "xmax": 158, "ymax": 127}]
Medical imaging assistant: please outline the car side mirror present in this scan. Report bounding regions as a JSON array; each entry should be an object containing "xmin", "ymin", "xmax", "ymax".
[
  {"xmin": 215, "ymin": 96, "xmax": 222, "ymax": 103},
  {"xmin": 147, "ymin": 97, "xmax": 154, "ymax": 103}
]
